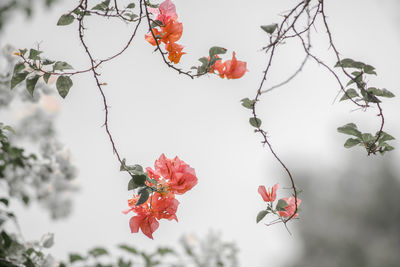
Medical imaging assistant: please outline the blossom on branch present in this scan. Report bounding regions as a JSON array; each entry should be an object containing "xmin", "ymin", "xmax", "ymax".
[
  {"xmin": 124, "ymin": 154, "xmax": 197, "ymax": 239},
  {"xmin": 278, "ymin": 196, "xmax": 302, "ymax": 219},
  {"xmin": 258, "ymin": 183, "xmax": 278, "ymax": 202},
  {"xmin": 145, "ymin": 0, "xmax": 185, "ymax": 64},
  {"xmin": 209, "ymin": 52, "xmax": 247, "ymax": 79}
]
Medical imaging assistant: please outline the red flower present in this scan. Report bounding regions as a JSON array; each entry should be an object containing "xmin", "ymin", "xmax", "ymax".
[
  {"xmin": 258, "ymin": 183, "xmax": 279, "ymax": 202},
  {"xmin": 278, "ymin": 197, "xmax": 302, "ymax": 219}
]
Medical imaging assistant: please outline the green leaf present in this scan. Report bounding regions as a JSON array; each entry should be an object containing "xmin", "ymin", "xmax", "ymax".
[
  {"xmin": 53, "ymin": 61, "xmax": 73, "ymax": 71},
  {"xmin": 26, "ymin": 75, "xmax": 40, "ymax": 96},
  {"xmin": 89, "ymin": 247, "xmax": 108, "ymax": 257},
  {"xmin": 3, "ymin": 125, "xmax": 15, "ymax": 134},
  {"xmin": 361, "ymin": 133, "xmax": 374, "ymax": 143},
  {"xmin": 344, "ymin": 138, "xmax": 361, "ymax": 148},
  {"xmin": 22, "ymin": 195, "xmax": 30, "ymax": 205},
  {"xmin": 127, "ymin": 164, "xmax": 144, "ymax": 174},
  {"xmin": 69, "ymin": 253, "xmax": 85, "ymax": 263},
  {"xmin": 42, "ymin": 59, "xmax": 55, "ymax": 65},
  {"xmin": 118, "ymin": 258, "xmax": 132, "ymax": 267},
  {"xmin": 19, "ymin": 49, "xmax": 27, "ymax": 56},
  {"xmin": 133, "ymin": 174, "xmax": 146, "ymax": 186},
  {"xmin": 276, "ymin": 199, "xmax": 289, "ymax": 211},
  {"xmin": 127, "ymin": 173, "xmax": 147, "ymax": 190},
  {"xmin": 1, "ymin": 231, "xmax": 12, "ymax": 249},
  {"xmin": 128, "ymin": 178, "xmax": 140, "ymax": 191},
  {"xmin": 363, "ymin": 64, "xmax": 376, "ymax": 75},
  {"xmin": 260, "ymin": 24, "xmax": 278, "ymax": 34},
  {"xmin": 136, "ymin": 188, "xmax": 150, "ymax": 206},
  {"xmin": 382, "ymin": 143, "xmax": 394, "ymax": 151},
  {"xmin": 256, "ymin": 210, "xmax": 269, "ymax": 223},
  {"xmin": 127, "ymin": 3, "xmax": 135, "ymax": 8},
  {"xmin": 240, "ymin": 98, "xmax": 255, "ymax": 109},
  {"xmin": 360, "ymin": 88, "xmax": 380, "ymax": 103},
  {"xmin": 11, "ymin": 71, "xmax": 29, "ymax": 89},
  {"xmin": 125, "ymin": 13, "xmax": 138, "ymax": 21},
  {"xmin": 13, "ymin": 62, "xmax": 25, "ymax": 74},
  {"xmin": 335, "ymin": 58, "xmax": 365, "ymax": 69},
  {"xmin": 43, "ymin": 73, "xmax": 51, "ymax": 84},
  {"xmin": 118, "ymin": 244, "xmax": 138, "ymax": 255},
  {"xmin": 367, "ymin": 87, "xmax": 395, "ymax": 98},
  {"xmin": 0, "ymin": 198, "xmax": 9, "ymax": 206},
  {"xmin": 337, "ymin": 123, "xmax": 362, "ymax": 138},
  {"xmin": 28, "ymin": 49, "xmax": 42, "ymax": 60},
  {"xmin": 56, "ymin": 76, "xmax": 73, "ymax": 98},
  {"xmin": 249, "ymin": 117, "xmax": 262, "ymax": 128},
  {"xmin": 378, "ymin": 131, "xmax": 395, "ymax": 145},
  {"xmin": 92, "ymin": 0, "xmax": 111, "ymax": 11},
  {"xmin": 57, "ymin": 14, "xmax": 75, "ymax": 26},
  {"xmin": 209, "ymin": 46, "xmax": 227, "ymax": 58},
  {"xmin": 156, "ymin": 247, "xmax": 175, "ymax": 255},
  {"xmin": 346, "ymin": 73, "xmax": 363, "ymax": 87},
  {"xmin": 198, "ymin": 57, "xmax": 208, "ymax": 65},
  {"xmin": 340, "ymin": 88, "xmax": 359, "ymax": 101}
]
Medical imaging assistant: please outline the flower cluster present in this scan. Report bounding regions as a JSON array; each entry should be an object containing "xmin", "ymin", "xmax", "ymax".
[
  {"xmin": 256, "ymin": 183, "xmax": 302, "ymax": 224},
  {"xmin": 145, "ymin": 0, "xmax": 185, "ymax": 64},
  {"xmin": 209, "ymin": 52, "xmax": 247, "ymax": 79},
  {"xmin": 124, "ymin": 154, "xmax": 198, "ymax": 239}
]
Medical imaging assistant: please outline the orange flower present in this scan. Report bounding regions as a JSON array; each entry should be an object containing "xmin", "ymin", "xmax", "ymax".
[
  {"xmin": 166, "ymin": 43, "xmax": 185, "ymax": 64},
  {"xmin": 209, "ymin": 52, "xmax": 247, "ymax": 79},
  {"xmin": 161, "ymin": 20, "xmax": 183, "ymax": 44},
  {"xmin": 223, "ymin": 52, "xmax": 247, "ymax": 79},
  {"xmin": 145, "ymin": 28, "xmax": 162, "ymax": 46}
]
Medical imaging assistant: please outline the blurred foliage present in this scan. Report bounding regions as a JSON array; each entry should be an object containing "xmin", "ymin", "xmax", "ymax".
[
  {"xmin": 58, "ymin": 231, "xmax": 238, "ymax": 267},
  {"xmin": 286, "ymin": 159, "xmax": 400, "ymax": 267},
  {"xmin": 0, "ymin": 0, "xmax": 59, "ymax": 32}
]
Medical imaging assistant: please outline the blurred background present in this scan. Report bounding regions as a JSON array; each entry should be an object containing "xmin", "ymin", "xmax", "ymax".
[{"xmin": 0, "ymin": 0, "xmax": 399, "ymax": 266}]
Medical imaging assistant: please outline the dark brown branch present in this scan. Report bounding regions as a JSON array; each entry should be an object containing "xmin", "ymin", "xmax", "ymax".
[{"xmin": 76, "ymin": 0, "xmax": 144, "ymax": 176}]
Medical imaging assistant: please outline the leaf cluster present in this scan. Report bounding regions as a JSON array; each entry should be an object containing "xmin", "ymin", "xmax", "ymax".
[
  {"xmin": 11, "ymin": 49, "xmax": 74, "ymax": 98},
  {"xmin": 335, "ymin": 58, "xmax": 395, "ymax": 103},
  {"xmin": 338, "ymin": 123, "xmax": 395, "ymax": 154}
]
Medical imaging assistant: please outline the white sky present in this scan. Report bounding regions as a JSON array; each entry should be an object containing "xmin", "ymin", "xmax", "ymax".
[{"xmin": 2, "ymin": 0, "xmax": 400, "ymax": 266}]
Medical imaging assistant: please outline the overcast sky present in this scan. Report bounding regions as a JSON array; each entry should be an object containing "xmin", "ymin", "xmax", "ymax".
[{"xmin": 2, "ymin": 0, "xmax": 400, "ymax": 266}]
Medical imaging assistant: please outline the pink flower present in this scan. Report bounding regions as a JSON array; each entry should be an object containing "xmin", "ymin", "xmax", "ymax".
[
  {"xmin": 153, "ymin": 154, "xmax": 198, "ymax": 194},
  {"xmin": 278, "ymin": 196, "xmax": 302, "ymax": 219},
  {"xmin": 148, "ymin": 0, "xmax": 178, "ymax": 25},
  {"xmin": 151, "ymin": 192, "xmax": 180, "ymax": 221},
  {"xmin": 258, "ymin": 183, "xmax": 279, "ymax": 202},
  {"xmin": 129, "ymin": 211, "xmax": 159, "ymax": 239}
]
